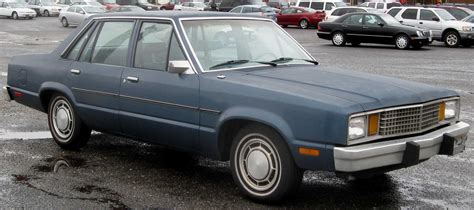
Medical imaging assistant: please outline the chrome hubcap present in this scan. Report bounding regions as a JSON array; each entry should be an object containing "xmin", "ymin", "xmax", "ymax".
[
  {"xmin": 446, "ymin": 34, "xmax": 458, "ymax": 46},
  {"xmin": 300, "ymin": 20, "xmax": 308, "ymax": 28},
  {"xmin": 52, "ymin": 99, "xmax": 74, "ymax": 141},
  {"xmin": 236, "ymin": 134, "xmax": 281, "ymax": 195},
  {"xmin": 396, "ymin": 36, "xmax": 408, "ymax": 48},
  {"xmin": 333, "ymin": 33, "xmax": 344, "ymax": 45}
]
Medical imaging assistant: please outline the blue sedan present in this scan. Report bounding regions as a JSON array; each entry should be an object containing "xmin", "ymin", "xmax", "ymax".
[{"xmin": 2, "ymin": 12, "xmax": 470, "ymax": 201}]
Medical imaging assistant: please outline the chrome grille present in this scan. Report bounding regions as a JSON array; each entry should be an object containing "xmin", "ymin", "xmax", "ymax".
[{"xmin": 379, "ymin": 103, "xmax": 440, "ymax": 136}]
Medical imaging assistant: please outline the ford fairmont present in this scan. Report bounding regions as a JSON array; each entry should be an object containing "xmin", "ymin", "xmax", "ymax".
[{"xmin": 2, "ymin": 12, "xmax": 470, "ymax": 202}]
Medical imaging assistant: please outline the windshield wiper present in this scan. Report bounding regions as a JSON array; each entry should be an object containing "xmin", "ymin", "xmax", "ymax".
[
  {"xmin": 270, "ymin": 57, "xmax": 319, "ymax": 65},
  {"xmin": 209, "ymin": 60, "xmax": 277, "ymax": 70}
]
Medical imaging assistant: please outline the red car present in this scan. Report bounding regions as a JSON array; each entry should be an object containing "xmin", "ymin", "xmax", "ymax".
[{"xmin": 276, "ymin": 7, "xmax": 325, "ymax": 29}]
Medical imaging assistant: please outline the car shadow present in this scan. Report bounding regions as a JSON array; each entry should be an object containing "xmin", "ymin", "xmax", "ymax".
[{"xmin": 322, "ymin": 43, "xmax": 433, "ymax": 51}]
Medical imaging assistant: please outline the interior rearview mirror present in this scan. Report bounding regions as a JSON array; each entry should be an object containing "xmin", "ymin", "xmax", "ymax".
[{"xmin": 168, "ymin": 60, "xmax": 192, "ymax": 74}]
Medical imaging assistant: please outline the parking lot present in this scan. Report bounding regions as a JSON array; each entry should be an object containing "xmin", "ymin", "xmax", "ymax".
[{"xmin": 0, "ymin": 16, "xmax": 473, "ymax": 208}]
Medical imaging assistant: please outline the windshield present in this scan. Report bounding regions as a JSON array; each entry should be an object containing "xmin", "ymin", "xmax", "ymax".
[
  {"xmin": 434, "ymin": 9, "xmax": 456, "ymax": 21},
  {"xmin": 9, "ymin": 3, "xmax": 27, "ymax": 7},
  {"xmin": 182, "ymin": 19, "xmax": 313, "ymax": 71},
  {"xmin": 83, "ymin": 6, "xmax": 104, "ymax": 13},
  {"xmin": 379, "ymin": 13, "xmax": 401, "ymax": 25}
]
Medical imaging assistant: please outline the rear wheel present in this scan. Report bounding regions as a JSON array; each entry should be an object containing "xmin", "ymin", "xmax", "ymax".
[
  {"xmin": 48, "ymin": 94, "xmax": 91, "ymax": 150},
  {"xmin": 395, "ymin": 34, "xmax": 410, "ymax": 49},
  {"xmin": 12, "ymin": 12, "xmax": 18, "ymax": 20},
  {"xmin": 43, "ymin": 10, "xmax": 50, "ymax": 17},
  {"xmin": 299, "ymin": 19, "xmax": 309, "ymax": 29},
  {"xmin": 230, "ymin": 123, "xmax": 303, "ymax": 202},
  {"xmin": 444, "ymin": 31, "xmax": 460, "ymax": 47},
  {"xmin": 332, "ymin": 31, "xmax": 346, "ymax": 46},
  {"xmin": 61, "ymin": 17, "xmax": 69, "ymax": 27}
]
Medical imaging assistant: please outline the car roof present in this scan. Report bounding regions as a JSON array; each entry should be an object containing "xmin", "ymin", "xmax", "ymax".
[
  {"xmin": 239, "ymin": 5, "xmax": 267, "ymax": 8},
  {"xmin": 90, "ymin": 11, "xmax": 270, "ymax": 19}
]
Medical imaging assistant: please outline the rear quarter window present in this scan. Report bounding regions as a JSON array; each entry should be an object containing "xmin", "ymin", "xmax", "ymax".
[
  {"xmin": 310, "ymin": 2, "xmax": 323, "ymax": 10},
  {"xmin": 401, "ymin": 9, "xmax": 418, "ymax": 19}
]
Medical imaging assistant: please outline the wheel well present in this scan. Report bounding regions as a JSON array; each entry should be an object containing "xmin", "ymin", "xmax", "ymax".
[
  {"xmin": 442, "ymin": 28, "xmax": 458, "ymax": 39},
  {"xmin": 299, "ymin": 18, "xmax": 309, "ymax": 23},
  {"xmin": 39, "ymin": 90, "xmax": 57, "ymax": 113},
  {"xmin": 218, "ymin": 119, "xmax": 286, "ymax": 161}
]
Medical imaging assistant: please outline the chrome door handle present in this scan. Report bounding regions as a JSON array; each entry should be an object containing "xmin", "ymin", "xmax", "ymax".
[
  {"xmin": 362, "ymin": 26, "xmax": 368, "ymax": 29},
  {"xmin": 126, "ymin": 76, "xmax": 139, "ymax": 83},
  {"xmin": 70, "ymin": 69, "xmax": 81, "ymax": 75}
]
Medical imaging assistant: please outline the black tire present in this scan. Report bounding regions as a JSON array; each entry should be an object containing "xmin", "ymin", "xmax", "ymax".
[
  {"xmin": 394, "ymin": 34, "xmax": 410, "ymax": 49},
  {"xmin": 281, "ymin": 25, "xmax": 288, "ymax": 28},
  {"xmin": 12, "ymin": 12, "xmax": 18, "ymax": 20},
  {"xmin": 44, "ymin": 10, "xmax": 50, "ymax": 17},
  {"xmin": 61, "ymin": 17, "xmax": 69, "ymax": 27},
  {"xmin": 230, "ymin": 123, "xmax": 303, "ymax": 202},
  {"xmin": 331, "ymin": 31, "xmax": 346, "ymax": 46},
  {"xmin": 299, "ymin": 19, "xmax": 309, "ymax": 29},
  {"xmin": 47, "ymin": 94, "xmax": 91, "ymax": 150},
  {"xmin": 444, "ymin": 31, "xmax": 460, "ymax": 47}
]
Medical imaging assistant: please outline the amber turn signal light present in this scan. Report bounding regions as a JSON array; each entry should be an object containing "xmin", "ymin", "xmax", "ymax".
[
  {"xmin": 298, "ymin": 147, "xmax": 320, "ymax": 157},
  {"xmin": 439, "ymin": 102, "xmax": 445, "ymax": 121},
  {"xmin": 368, "ymin": 113, "xmax": 379, "ymax": 136}
]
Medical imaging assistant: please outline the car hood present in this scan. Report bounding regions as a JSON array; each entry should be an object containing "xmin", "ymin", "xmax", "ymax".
[{"xmin": 220, "ymin": 65, "xmax": 457, "ymax": 111}]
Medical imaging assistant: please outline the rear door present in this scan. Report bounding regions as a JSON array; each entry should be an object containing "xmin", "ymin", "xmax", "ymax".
[
  {"xmin": 399, "ymin": 8, "xmax": 418, "ymax": 26},
  {"xmin": 67, "ymin": 20, "xmax": 135, "ymax": 132},
  {"xmin": 119, "ymin": 20, "xmax": 200, "ymax": 150},
  {"xmin": 341, "ymin": 14, "xmax": 364, "ymax": 41}
]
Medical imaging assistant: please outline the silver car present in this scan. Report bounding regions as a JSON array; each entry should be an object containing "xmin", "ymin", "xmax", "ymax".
[
  {"xmin": 229, "ymin": 5, "xmax": 277, "ymax": 21},
  {"xmin": 59, "ymin": 5, "xmax": 104, "ymax": 27}
]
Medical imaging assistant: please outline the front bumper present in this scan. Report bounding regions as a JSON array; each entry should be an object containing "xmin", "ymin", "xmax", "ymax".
[
  {"xmin": 18, "ymin": 13, "xmax": 37, "ymax": 18},
  {"xmin": 2, "ymin": 85, "xmax": 12, "ymax": 102},
  {"xmin": 334, "ymin": 122, "xmax": 470, "ymax": 172},
  {"xmin": 459, "ymin": 31, "xmax": 474, "ymax": 41}
]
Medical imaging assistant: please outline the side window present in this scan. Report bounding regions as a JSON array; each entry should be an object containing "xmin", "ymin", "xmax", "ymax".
[
  {"xmin": 310, "ymin": 2, "xmax": 324, "ymax": 10},
  {"xmin": 90, "ymin": 21, "xmax": 134, "ymax": 66},
  {"xmin": 66, "ymin": 24, "xmax": 93, "ymax": 60},
  {"xmin": 76, "ymin": 8, "xmax": 84, "ymax": 13},
  {"xmin": 387, "ymin": 8, "xmax": 401, "ymax": 17},
  {"xmin": 168, "ymin": 34, "xmax": 186, "ymax": 61},
  {"xmin": 368, "ymin": 3, "xmax": 375, "ymax": 8},
  {"xmin": 299, "ymin": 1, "xmax": 310, "ymax": 7},
  {"xmin": 134, "ymin": 22, "xmax": 172, "ymax": 71},
  {"xmin": 343, "ymin": 14, "xmax": 364, "ymax": 25},
  {"xmin": 79, "ymin": 23, "xmax": 100, "ymax": 62},
  {"xmin": 401, "ymin": 9, "xmax": 418, "ymax": 20},
  {"xmin": 325, "ymin": 2, "xmax": 334, "ymax": 10},
  {"xmin": 420, "ymin": 9, "xmax": 437, "ymax": 21},
  {"xmin": 67, "ymin": 6, "xmax": 75, "ymax": 12},
  {"xmin": 242, "ymin": 7, "xmax": 252, "ymax": 13},
  {"xmin": 376, "ymin": 3, "xmax": 384, "ymax": 9},
  {"xmin": 469, "ymin": 17, "xmax": 474, "ymax": 23},
  {"xmin": 229, "ymin": 7, "xmax": 241, "ymax": 13},
  {"xmin": 252, "ymin": 7, "xmax": 259, "ymax": 12},
  {"xmin": 331, "ymin": 9, "xmax": 342, "ymax": 16},
  {"xmin": 364, "ymin": 14, "xmax": 382, "ymax": 26}
]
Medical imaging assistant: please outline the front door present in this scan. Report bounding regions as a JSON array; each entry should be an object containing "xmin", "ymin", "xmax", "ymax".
[
  {"xmin": 362, "ymin": 14, "xmax": 392, "ymax": 44},
  {"xmin": 341, "ymin": 14, "xmax": 364, "ymax": 42},
  {"xmin": 418, "ymin": 9, "xmax": 443, "ymax": 39},
  {"xmin": 67, "ymin": 20, "xmax": 135, "ymax": 132},
  {"xmin": 119, "ymin": 21, "xmax": 200, "ymax": 151}
]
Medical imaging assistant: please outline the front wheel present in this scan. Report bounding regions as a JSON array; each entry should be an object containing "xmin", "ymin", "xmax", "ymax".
[
  {"xmin": 332, "ymin": 31, "xmax": 346, "ymax": 46},
  {"xmin": 61, "ymin": 17, "xmax": 69, "ymax": 27},
  {"xmin": 230, "ymin": 123, "xmax": 303, "ymax": 202},
  {"xmin": 43, "ymin": 10, "xmax": 50, "ymax": 17},
  {"xmin": 48, "ymin": 94, "xmax": 91, "ymax": 150},
  {"xmin": 12, "ymin": 12, "xmax": 18, "ymax": 20},
  {"xmin": 444, "ymin": 31, "xmax": 460, "ymax": 47},
  {"xmin": 395, "ymin": 34, "xmax": 410, "ymax": 49},
  {"xmin": 299, "ymin": 19, "xmax": 309, "ymax": 29}
]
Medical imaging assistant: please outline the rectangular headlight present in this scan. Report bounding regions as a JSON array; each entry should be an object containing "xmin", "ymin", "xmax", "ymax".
[
  {"xmin": 445, "ymin": 100, "xmax": 458, "ymax": 119},
  {"xmin": 348, "ymin": 116, "xmax": 366, "ymax": 140}
]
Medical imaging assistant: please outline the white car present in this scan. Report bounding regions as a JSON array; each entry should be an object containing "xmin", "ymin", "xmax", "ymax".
[
  {"xmin": 27, "ymin": 0, "xmax": 63, "ymax": 16},
  {"xmin": 296, "ymin": 0, "xmax": 346, "ymax": 11},
  {"xmin": 59, "ymin": 5, "xmax": 104, "ymax": 27},
  {"xmin": 324, "ymin": 6, "xmax": 378, "ymax": 22},
  {"xmin": 175, "ymin": 2, "xmax": 206, "ymax": 11},
  {"xmin": 71, "ymin": 0, "xmax": 105, "ymax": 10},
  {"xmin": 0, "ymin": 1, "xmax": 37, "ymax": 19},
  {"xmin": 360, "ymin": 1, "xmax": 401, "ymax": 13},
  {"xmin": 387, "ymin": 6, "xmax": 474, "ymax": 47}
]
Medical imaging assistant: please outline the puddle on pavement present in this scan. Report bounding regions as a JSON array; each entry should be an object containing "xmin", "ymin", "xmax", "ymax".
[{"xmin": 32, "ymin": 156, "xmax": 86, "ymax": 173}]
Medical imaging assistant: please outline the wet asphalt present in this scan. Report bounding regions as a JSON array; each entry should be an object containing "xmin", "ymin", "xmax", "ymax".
[{"xmin": 0, "ymin": 17, "xmax": 473, "ymax": 208}]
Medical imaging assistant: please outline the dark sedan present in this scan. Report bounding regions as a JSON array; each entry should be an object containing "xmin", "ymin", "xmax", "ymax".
[{"xmin": 317, "ymin": 13, "xmax": 431, "ymax": 49}]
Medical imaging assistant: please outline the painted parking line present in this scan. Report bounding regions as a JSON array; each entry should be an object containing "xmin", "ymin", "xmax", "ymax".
[{"xmin": 0, "ymin": 131, "xmax": 52, "ymax": 141}]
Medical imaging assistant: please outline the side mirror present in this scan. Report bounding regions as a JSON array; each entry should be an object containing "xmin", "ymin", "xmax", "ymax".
[
  {"xmin": 432, "ymin": 17, "xmax": 440, "ymax": 21},
  {"xmin": 399, "ymin": 20, "xmax": 404, "ymax": 24},
  {"xmin": 168, "ymin": 60, "xmax": 192, "ymax": 74},
  {"xmin": 79, "ymin": 10, "xmax": 85, "ymax": 14},
  {"xmin": 378, "ymin": 22, "xmax": 384, "ymax": 27}
]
